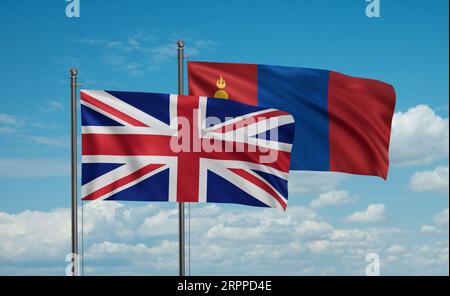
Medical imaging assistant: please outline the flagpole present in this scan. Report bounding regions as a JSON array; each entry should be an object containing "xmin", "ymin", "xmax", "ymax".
[
  {"xmin": 177, "ymin": 40, "xmax": 186, "ymax": 276},
  {"xmin": 70, "ymin": 68, "xmax": 79, "ymax": 276}
]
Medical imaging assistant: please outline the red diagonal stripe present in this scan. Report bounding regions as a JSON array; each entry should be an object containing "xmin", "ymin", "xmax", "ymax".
[
  {"xmin": 81, "ymin": 91, "xmax": 149, "ymax": 127},
  {"xmin": 209, "ymin": 110, "xmax": 289, "ymax": 133},
  {"xmin": 228, "ymin": 168, "xmax": 286, "ymax": 210},
  {"xmin": 82, "ymin": 163, "xmax": 165, "ymax": 201}
]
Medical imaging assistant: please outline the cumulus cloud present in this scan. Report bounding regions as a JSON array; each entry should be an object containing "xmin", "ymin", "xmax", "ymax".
[
  {"xmin": 409, "ymin": 166, "xmax": 449, "ymax": 193},
  {"xmin": 421, "ymin": 224, "xmax": 441, "ymax": 234},
  {"xmin": 138, "ymin": 208, "xmax": 182, "ymax": 237},
  {"xmin": 343, "ymin": 204, "xmax": 386, "ymax": 223},
  {"xmin": 420, "ymin": 208, "xmax": 449, "ymax": 235},
  {"xmin": 288, "ymin": 171, "xmax": 345, "ymax": 196},
  {"xmin": 85, "ymin": 240, "xmax": 177, "ymax": 275},
  {"xmin": 76, "ymin": 32, "xmax": 216, "ymax": 74},
  {"xmin": 433, "ymin": 208, "xmax": 449, "ymax": 226},
  {"xmin": 0, "ymin": 202, "xmax": 448, "ymax": 275},
  {"xmin": 295, "ymin": 220, "xmax": 333, "ymax": 238},
  {"xmin": 307, "ymin": 240, "xmax": 331, "ymax": 252},
  {"xmin": 310, "ymin": 190, "xmax": 355, "ymax": 208},
  {"xmin": 0, "ymin": 208, "xmax": 70, "ymax": 263},
  {"xmin": 403, "ymin": 241, "xmax": 449, "ymax": 275},
  {"xmin": 390, "ymin": 105, "xmax": 449, "ymax": 166},
  {"xmin": 386, "ymin": 244, "xmax": 407, "ymax": 254},
  {"xmin": 87, "ymin": 240, "xmax": 177, "ymax": 258}
]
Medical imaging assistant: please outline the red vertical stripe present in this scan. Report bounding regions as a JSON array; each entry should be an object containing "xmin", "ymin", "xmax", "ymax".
[
  {"xmin": 188, "ymin": 61, "xmax": 258, "ymax": 106},
  {"xmin": 176, "ymin": 95, "xmax": 201, "ymax": 202},
  {"xmin": 328, "ymin": 71, "xmax": 396, "ymax": 179}
]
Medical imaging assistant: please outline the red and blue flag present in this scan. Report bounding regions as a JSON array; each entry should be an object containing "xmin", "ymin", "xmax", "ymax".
[
  {"xmin": 80, "ymin": 90, "xmax": 295, "ymax": 210},
  {"xmin": 188, "ymin": 61, "xmax": 396, "ymax": 179}
]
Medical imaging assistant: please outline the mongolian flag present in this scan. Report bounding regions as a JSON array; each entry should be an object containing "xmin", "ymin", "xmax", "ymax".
[{"xmin": 188, "ymin": 61, "xmax": 396, "ymax": 179}]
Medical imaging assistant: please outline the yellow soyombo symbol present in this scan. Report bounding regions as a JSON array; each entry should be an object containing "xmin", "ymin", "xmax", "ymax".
[{"xmin": 214, "ymin": 74, "xmax": 229, "ymax": 99}]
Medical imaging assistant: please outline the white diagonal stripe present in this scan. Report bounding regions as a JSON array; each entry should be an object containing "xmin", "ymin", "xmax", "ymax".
[
  {"xmin": 82, "ymin": 126, "xmax": 175, "ymax": 136},
  {"xmin": 206, "ymin": 160, "xmax": 285, "ymax": 210},
  {"xmin": 204, "ymin": 159, "xmax": 288, "ymax": 179},
  {"xmin": 81, "ymin": 156, "xmax": 177, "ymax": 197},
  {"xmin": 87, "ymin": 164, "xmax": 169, "ymax": 201},
  {"xmin": 202, "ymin": 132, "xmax": 292, "ymax": 152},
  {"xmin": 81, "ymin": 100, "xmax": 131, "ymax": 126},
  {"xmin": 82, "ymin": 90, "xmax": 170, "ymax": 131},
  {"xmin": 205, "ymin": 108, "xmax": 278, "ymax": 132}
]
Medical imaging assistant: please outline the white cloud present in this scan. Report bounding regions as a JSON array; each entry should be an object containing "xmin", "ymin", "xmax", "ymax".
[
  {"xmin": 289, "ymin": 171, "xmax": 345, "ymax": 196},
  {"xmin": 0, "ymin": 113, "xmax": 20, "ymax": 125},
  {"xmin": 409, "ymin": 166, "xmax": 449, "ymax": 193},
  {"xmin": 87, "ymin": 240, "xmax": 177, "ymax": 258},
  {"xmin": 0, "ymin": 126, "xmax": 17, "ymax": 134},
  {"xmin": 30, "ymin": 136, "xmax": 69, "ymax": 147},
  {"xmin": 0, "ymin": 113, "xmax": 56, "ymax": 130},
  {"xmin": 0, "ymin": 158, "xmax": 69, "ymax": 177},
  {"xmin": 421, "ymin": 224, "xmax": 441, "ymax": 234},
  {"xmin": 0, "ymin": 113, "xmax": 22, "ymax": 134},
  {"xmin": 390, "ymin": 105, "xmax": 449, "ymax": 166},
  {"xmin": 0, "ymin": 202, "xmax": 448, "ymax": 275},
  {"xmin": 407, "ymin": 241, "xmax": 449, "ymax": 275},
  {"xmin": 138, "ymin": 209, "xmax": 179, "ymax": 237},
  {"xmin": 40, "ymin": 100, "xmax": 63, "ymax": 112},
  {"xmin": 420, "ymin": 208, "xmax": 448, "ymax": 235},
  {"xmin": 76, "ymin": 32, "xmax": 216, "ymax": 74},
  {"xmin": 0, "ymin": 112, "xmax": 64, "ymax": 146},
  {"xmin": 434, "ymin": 208, "xmax": 449, "ymax": 226},
  {"xmin": 310, "ymin": 190, "xmax": 354, "ymax": 208},
  {"xmin": 0, "ymin": 208, "xmax": 70, "ymax": 263},
  {"xmin": 307, "ymin": 240, "xmax": 331, "ymax": 252},
  {"xmin": 343, "ymin": 204, "xmax": 386, "ymax": 223},
  {"xmin": 205, "ymin": 223, "xmax": 266, "ymax": 241},
  {"xmin": 77, "ymin": 38, "xmax": 124, "ymax": 49},
  {"xmin": 295, "ymin": 220, "xmax": 333, "ymax": 238},
  {"xmin": 85, "ymin": 240, "xmax": 177, "ymax": 274},
  {"xmin": 386, "ymin": 244, "xmax": 407, "ymax": 254}
]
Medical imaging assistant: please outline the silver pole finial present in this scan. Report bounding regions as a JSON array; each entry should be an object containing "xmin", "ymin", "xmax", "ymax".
[{"xmin": 70, "ymin": 68, "xmax": 78, "ymax": 76}]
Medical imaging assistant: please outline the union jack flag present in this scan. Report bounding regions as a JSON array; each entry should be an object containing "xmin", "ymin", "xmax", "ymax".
[{"xmin": 81, "ymin": 90, "xmax": 295, "ymax": 210}]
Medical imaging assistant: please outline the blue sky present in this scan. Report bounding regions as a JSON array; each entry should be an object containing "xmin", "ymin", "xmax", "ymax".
[{"xmin": 0, "ymin": 0, "xmax": 448, "ymax": 275}]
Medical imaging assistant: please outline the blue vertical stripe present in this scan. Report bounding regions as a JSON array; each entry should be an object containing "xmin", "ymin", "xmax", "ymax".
[{"xmin": 257, "ymin": 65, "xmax": 330, "ymax": 171}]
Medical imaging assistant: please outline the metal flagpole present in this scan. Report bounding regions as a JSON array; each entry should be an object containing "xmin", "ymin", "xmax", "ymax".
[
  {"xmin": 70, "ymin": 68, "xmax": 79, "ymax": 276},
  {"xmin": 177, "ymin": 40, "xmax": 186, "ymax": 276}
]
